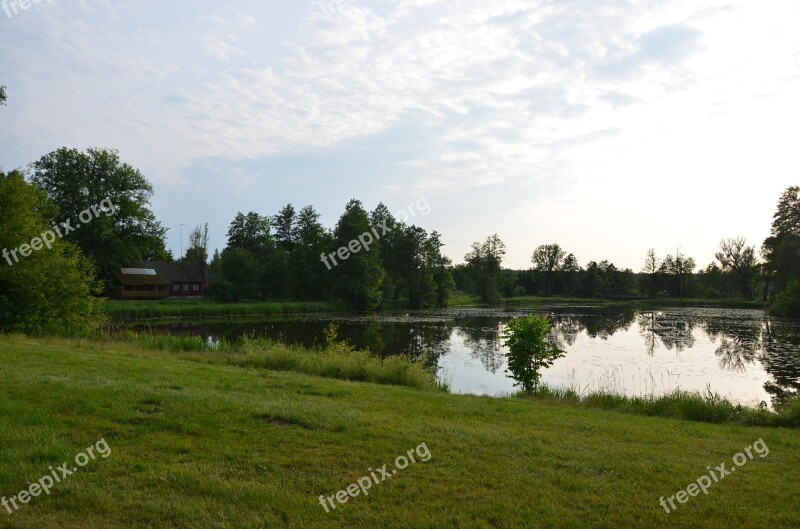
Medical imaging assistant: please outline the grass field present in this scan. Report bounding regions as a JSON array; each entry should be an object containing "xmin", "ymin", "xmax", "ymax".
[
  {"xmin": 105, "ymin": 300, "xmax": 348, "ymax": 319},
  {"xmin": 498, "ymin": 296, "xmax": 768, "ymax": 310},
  {"xmin": 1, "ymin": 335, "xmax": 798, "ymax": 528},
  {"xmin": 103, "ymin": 294, "xmax": 768, "ymax": 322}
]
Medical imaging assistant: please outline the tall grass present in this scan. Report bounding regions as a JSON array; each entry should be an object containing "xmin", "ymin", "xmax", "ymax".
[
  {"xmin": 529, "ymin": 384, "xmax": 800, "ymax": 428},
  {"xmin": 105, "ymin": 300, "xmax": 348, "ymax": 319},
  {"xmin": 111, "ymin": 325, "xmax": 441, "ymax": 391}
]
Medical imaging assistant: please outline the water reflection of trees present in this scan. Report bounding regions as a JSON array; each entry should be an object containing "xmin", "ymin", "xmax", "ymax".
[
  {"xmin": 455, "ymin": 322, "xmax": 506, "ymax": 373},
  {"xmin": 433, "ymin": 310, "xmax": 799, "ymax": 409},
  {"xmin": 373, "ymin": 321, "xmax": 455, "ymax": 370},
  {"xmin": 692, "ymin": 313, "xmax": 799, "ymax": 408},
  {"xmin": 758, "ymin": 321, "xmax": 800, "ymax": 407},
  {"xmin": 550, "ymin": 309, "xmax": 800, "ymax": 409},
  {"xmin": 258, "ymin": 309, "xmax": 799, "ymax": 409},
  {"xmin": 548, "ymin": 309, "xmax": 636, "ymax": 349},
  {"xmin": 637, "ymin": 311, "xmax": 697, "ymax": 355},
  {"xmin": 698, "ymin": 317, "xmax": 762, "ymax": 373}
]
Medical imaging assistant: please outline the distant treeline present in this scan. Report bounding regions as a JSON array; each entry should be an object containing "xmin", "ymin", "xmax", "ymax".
[
  {"xmin": 450, "ymin": 187, "xmax": 800, "ymax": 317},
  {"xmin": 2, "ymin": 141, "xmax": 799, "ymax": 335},
  {"xmin": 452, "ymin": 243, "xmax": 764, "ymax": 302}
]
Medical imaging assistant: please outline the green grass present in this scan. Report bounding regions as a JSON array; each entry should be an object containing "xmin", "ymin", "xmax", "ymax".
[
  {"xmin": 446, "ymin": 291, "xmax": 481, "ymax": 306},
  {"xmin": 1, "ymin": 335, "xmax": 798, "ymax": 528},
  {"xmin": 499, "ymin": 296, "xmax": 613, "ymax": 306},
  {"xmin": 105, "ymin": 300, "xmax": 348, "ymax": 319},
  {"xmin": 106, "ymin": 331, "xmax": 442, "ymax": 391},
  {"xmin": 532, "ymin": 386, "xmax": 800, "ymax": 428},
  {"xmin": 634, "ymin": 297, "xmax": 768, "ymax": 310},
  {"xmin": 492, "ymin": 296, "xmax": 768, "ymax": 310}
]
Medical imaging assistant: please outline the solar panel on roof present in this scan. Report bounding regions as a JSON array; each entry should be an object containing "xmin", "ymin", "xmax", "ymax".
[{"xmin": 121, "ymin": 268, "xmax": 157, "ymax": 275}]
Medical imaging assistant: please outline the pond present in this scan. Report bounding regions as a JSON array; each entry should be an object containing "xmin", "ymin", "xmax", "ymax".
[{"xmin": 131, "ymin": 306, "xmax": 800, "ymax": 407}]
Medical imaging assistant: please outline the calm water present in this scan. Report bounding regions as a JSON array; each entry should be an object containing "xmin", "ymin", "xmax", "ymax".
[{"xmin": 133, "ymin": 306, "xmax": 800, "ymax": 407}]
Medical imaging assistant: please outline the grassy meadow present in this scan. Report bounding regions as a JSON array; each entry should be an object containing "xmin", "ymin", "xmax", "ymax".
[
  {"xmin": 104, "ymin": 295, "xmax": 768, "ymax": 322},
  {"xmin": 105, "ymin": 300, "xmax": 348, "ymax": 319},
  {"xmin": 1, "ymin": 334, "xmax": 798, "ymax": 528}
]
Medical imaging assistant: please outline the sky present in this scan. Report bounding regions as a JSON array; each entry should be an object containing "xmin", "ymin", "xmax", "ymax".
[{"xmin": 1, "ymin": 0, "xmax": 799, "ymax": 270}]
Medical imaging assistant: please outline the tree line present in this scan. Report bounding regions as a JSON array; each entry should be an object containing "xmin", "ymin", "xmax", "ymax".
[
  {"xmin": 201, "ymin": 200, "xmax": 455, "ymax": 310},
  {"xmin": 451, "ymin": 187, "xmax": 800, "ymax": 318},
  {"xmin": 1, "ymin": 88, "xmax": 798, "ymax": 332}
]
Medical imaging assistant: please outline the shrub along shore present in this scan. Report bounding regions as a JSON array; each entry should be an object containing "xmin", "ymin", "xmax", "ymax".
[{"xmin": 104, "ymin": 295, "xmax": 770, "ymax": 321}]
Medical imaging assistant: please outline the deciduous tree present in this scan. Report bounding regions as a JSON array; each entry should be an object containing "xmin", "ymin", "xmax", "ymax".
[
  {"xmin": 715, "ymin": 237, "xmax": 757, "ymax": 300},
  {"xmin": 0, "ymin": 170, "xmax": 104, "ymax": 334},
  {"xmin": 183, "ymin": 223, "xmax": 210, "ymax": 264},
  {"xmin": 503, "ymin": 316, "xmax": 565, "ymax": 394},
  {"xmin": 642, "ymin": 249, "xmax": 661, "ymax": 298},
  {"xmin": 465, "ymin": 235, "xmax": 506, "ymax": 304},
  {"xmin": 531, "ymin": 244, "xmax": 567, "ymax": 295},
  {"xmin": 30, "ymin": 148, "xmax": 169, "ymax": 283}
]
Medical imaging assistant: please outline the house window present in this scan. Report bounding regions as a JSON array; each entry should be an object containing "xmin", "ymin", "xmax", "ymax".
[
  {"xmin": 172, "ymin": 284, "xmax": 179, "ymax": 292},
  {"xmin": 183, "ymin": 284, "xmax": 189, "ymax": 291},
  {"xmin": 192, "ymin": 284, "xmax": 200, "ymax": 292}
]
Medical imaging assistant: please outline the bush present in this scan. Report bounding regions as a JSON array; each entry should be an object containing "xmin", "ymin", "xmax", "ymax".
[
  {"xmin": 773, "ymin": 280, "xmax": 800, "ymax": 318},
  {"xmin": 503, "ymin": 316, "xmax": 565, "ymax": 394},
  {"xmin": 206, "ymin": 278, "xmax": 236, "ymax": 302}
]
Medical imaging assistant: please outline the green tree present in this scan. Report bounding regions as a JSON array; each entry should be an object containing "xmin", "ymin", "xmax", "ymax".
[
  {"xmin": 273, "ymin": 204, "xmax": 296, "ymax": 252},
  {"xmin": 762, "ymin": 186, "xmax": 800, "ymax": 313},
  {"xmin": 582, "ymin": 261, "xmax": 604, "ymax": 298},
  {"xmin": 290, "ymin": 205, "xmax": 332, "ymax": 300},
  {"xmin": 561, "ymin": 253, "xmax": 581, "ymax": 296},
  {"xmin": 331, "ymin": 199, "xmax": 384, "ymax": 310},
  {"xmin": 219, "ymin": 247, "xmax": 258, "ymax": 302},
  {"xmin": 715, "ymin": 237, "xmax": 757, "ymax": 300},
  {"xmin": 762, "ymin": 186, "xmax": 800, "ymax": 295},
  {"xmin": 183, "ymin": 223, "xmax": 209, "ymax": 264},
  {"xmin": 226, "ymin": 212, "xmax": 272, "ymax": 257},
  {"xmin": 464, "ymin": 235, "xmax": 506, "ymax": 304},
  {"xmin": 641, "ymin": 249, "xmax": 661, "ymax": 298},
  {"xmin": 426, "ymin": 230, "xmax": 455, "ymax": 307},
  {"xmin": 0, "ymin": 170, "xmax": 105, "ymax": 334},
  {"xmin": 30, "ymin": 147, "xmax": 169, "ymax": 283},
  {"xmin": 222, "ymin": 212, "xmax": 272, "ymax": 300},
  {"xmin": 370, "ymin": 203, "xmax": 400, "ymax": 301},
  {"xmin": 774, "ymin": 280, "xmax": 800, "ymax": 318},
  {"xmin": 662, "ymin": 250, "xmax": 695, "ymax": 298},
  {"xmin": 532, "ymin": 244, "xmax": 566, "ymax": 295},
  {"xmin": 503, "ymin": 316, "xmax": 565, "ymax": 394}
]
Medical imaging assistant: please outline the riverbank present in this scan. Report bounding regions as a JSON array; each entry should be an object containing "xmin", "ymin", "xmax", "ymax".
[
  {"xmin": 1, "ymin": 335, "xmax": 798, "ymax": 528},
  {"xmin": 105, "ymin": 299, "xmax": 349, "ymax": 319},
  {"xmin": 498, "ymin": 296, "xmax": 768, "ymax": 310},
  {"xmin": 105, "ymin": 295, "xmax": 767, "ymax": 321}
]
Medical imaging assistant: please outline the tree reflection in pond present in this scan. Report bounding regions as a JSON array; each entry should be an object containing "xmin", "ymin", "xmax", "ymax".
[{"xmin": 133, "ymin": 307, "xmax": 800, "ymax": 405}]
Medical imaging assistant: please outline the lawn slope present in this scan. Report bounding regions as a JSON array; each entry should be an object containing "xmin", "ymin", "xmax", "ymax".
[{"xmin": 0, "ymin": 336, "xmax": 798, "ymax": 529}]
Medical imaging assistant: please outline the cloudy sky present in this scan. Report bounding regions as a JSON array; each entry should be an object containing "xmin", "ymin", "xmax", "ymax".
[{"xmin": 2, "ymin": 0, "xmax": 799, "ymax": 269}]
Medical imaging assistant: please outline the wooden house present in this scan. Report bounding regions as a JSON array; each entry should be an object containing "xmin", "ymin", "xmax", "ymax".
[{"xmin": 113, "ymin": 261, "xmax": 208, "ymax": 300}]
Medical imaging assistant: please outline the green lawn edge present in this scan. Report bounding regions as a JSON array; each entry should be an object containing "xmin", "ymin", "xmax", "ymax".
[{"xmin": 1, "ymin": 335, "xmax": 798, "ymax": 528}]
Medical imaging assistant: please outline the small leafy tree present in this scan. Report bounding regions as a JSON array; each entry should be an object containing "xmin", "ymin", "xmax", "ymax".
[{"xmin": 503, "ymin": 316, "xmax": 565, "ymax": 394}]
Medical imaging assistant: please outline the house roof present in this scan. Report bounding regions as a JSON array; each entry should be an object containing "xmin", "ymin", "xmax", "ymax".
[{"xmin": 114, "ymin": 261, "xmax": 205, "ymax": 286}]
